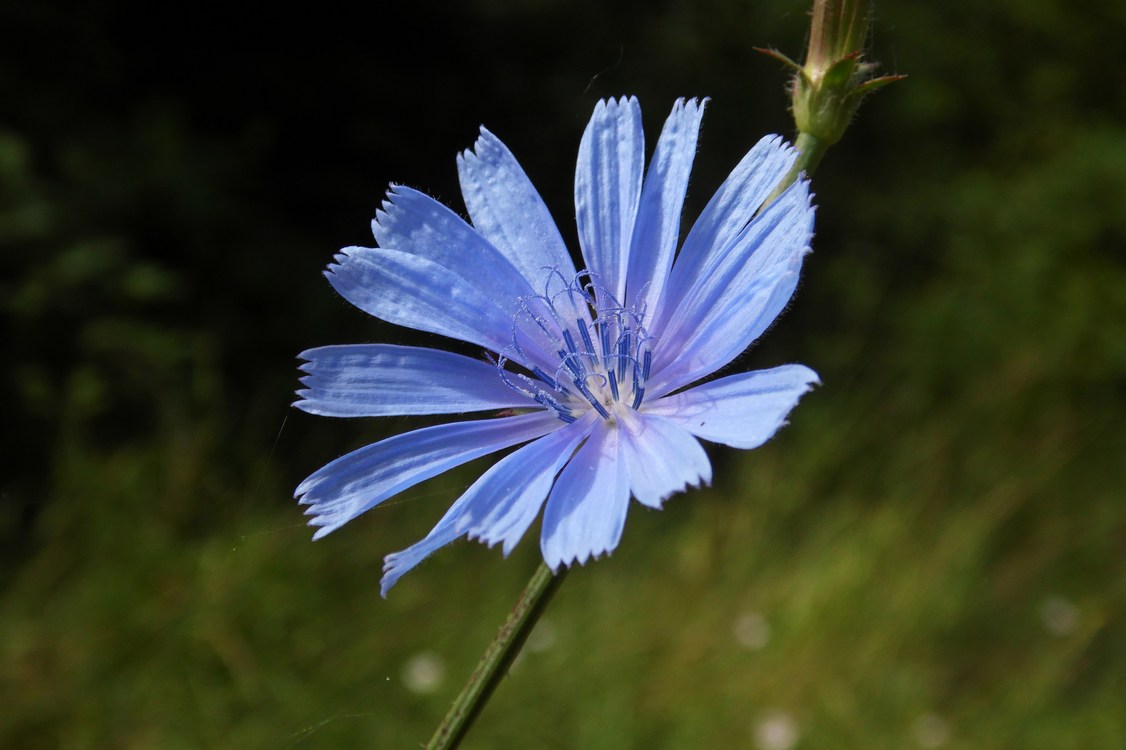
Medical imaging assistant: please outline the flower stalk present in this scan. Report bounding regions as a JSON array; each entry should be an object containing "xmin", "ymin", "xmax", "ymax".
[{"xmin": 426, "ymin": 563, "xmax": 567, "ymax": 750}]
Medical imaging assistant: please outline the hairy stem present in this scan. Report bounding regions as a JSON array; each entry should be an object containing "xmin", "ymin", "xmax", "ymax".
[{"xmin": 426, "ymin": 563, "xmax": 567, "ymax": 750}]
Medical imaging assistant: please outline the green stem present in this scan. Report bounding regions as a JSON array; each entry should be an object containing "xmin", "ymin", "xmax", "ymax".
[
  {"xmin": 761, "ymin": 130, "xmax": 830, "ymax": 208},
  {"xmin": 426, "ymin": 563, "xmax": 567, "ymax": 750}
]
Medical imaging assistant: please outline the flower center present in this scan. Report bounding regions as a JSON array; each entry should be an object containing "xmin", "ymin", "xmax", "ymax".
[{"xmin": 498, "ymin": 270, "xmax": 652, "ymax": 423}]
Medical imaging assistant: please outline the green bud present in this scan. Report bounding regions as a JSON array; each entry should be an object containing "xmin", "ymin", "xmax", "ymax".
[{"xmin": 759, "ymin": 0, "xmax": 904, "ymax": 147}]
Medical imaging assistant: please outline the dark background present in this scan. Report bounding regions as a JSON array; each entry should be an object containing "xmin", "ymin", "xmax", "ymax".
[{"xmin": 3, "ymin": 1, "xmax": 1124, "ymax": 747}]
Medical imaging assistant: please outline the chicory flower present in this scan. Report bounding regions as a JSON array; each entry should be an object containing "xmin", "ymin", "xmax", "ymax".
[{"xmin": 295, "ymin": 97, "xmax": 818, "ymax": 595}]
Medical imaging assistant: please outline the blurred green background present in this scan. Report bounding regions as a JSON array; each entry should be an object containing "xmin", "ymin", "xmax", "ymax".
[{"xmin": 2, "ymin": 0, "xmax": 1124, "ymax": 747}]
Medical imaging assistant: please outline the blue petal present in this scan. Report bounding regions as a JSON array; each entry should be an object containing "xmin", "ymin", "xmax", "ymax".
[
  {"xmin": 295, "ymin": 344, "xmax": 533, "ymax": 417},
  {"xmin": 540, "ymin": 422, "xmax": 630, "ymax": 569},
  {"xmin": 626, "ymin": 97, "xmax": 706, "ymax": 315},
  {"xmin": 646, "ymin": 365, "xmax": 819, "ymax": 449},
  {"xmin": 574, "ymin": 97, "xmax": 645, "ymax": 304},
  {"xmin": 619, "ymin": 413, "xmax": 712, "ymax": 509},
  {"xmin": 295, "ymin": 411, "xmax": 560, "ymax": 539},
  {"xmin": 465, "ymin": 413, "xmax": 596, "ymax": 553},
  {"xmin": 371, "ymin": 186, "xmax": 534, "ymax": 301},
  {"xmin": 379, "ymin": 413, "xmax": 596, "ymax": 596},
  {"xmin": 650, "ymin": 135, "xmax": 797, "ymax": 335},
  {"xmin": 457, "ymin": 128, "xmax": 577, "ymax": 288},
  {"xmin": 646, "ymin": 178, "xmax": 814, "ymax": 396},
  {"xmin": 326, "ymin": 247, "xmax": 556, "ymax": 368}
]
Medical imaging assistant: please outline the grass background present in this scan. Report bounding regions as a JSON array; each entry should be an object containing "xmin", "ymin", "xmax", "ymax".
[{"xmin": 2, "ymin": 0, "xmax": 1124, "ymax": 747}]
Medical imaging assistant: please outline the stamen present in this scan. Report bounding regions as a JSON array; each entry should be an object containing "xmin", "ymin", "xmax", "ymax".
[
  {"xmin": 499, "ymin": 268, "xmax": 655, "ymax": 424},
  {"xmin": 616, "ymin": 328, "xmax": 630, "ymax": 387},
  {"xmin": 560, "ymin": 351, "xmax": 584, "ymax": 379},
  {"xmin": 631, "ymin": 349, "xmax": 652, "ymax": 410},
  {"xmin": 577, "ymin": 319, "xmax": 596, "ymax": 357},
  {"xmin": 561, "ymin": 328, "xmax": 579, "ymax": 355},
  {"xmin": 598, "ymin": 319, "xmax": 612, "ymax": 368},
  {"xmin": 531, "ymin": 364, "xmax": 562, "ymax": 391}
]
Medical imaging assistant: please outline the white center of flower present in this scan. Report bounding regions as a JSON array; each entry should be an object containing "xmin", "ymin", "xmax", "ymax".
[{"xmin": 498, "ymin": 270, "xmax": 652, "ymax": 424}]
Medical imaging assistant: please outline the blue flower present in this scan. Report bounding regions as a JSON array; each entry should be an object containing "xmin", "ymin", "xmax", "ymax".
[{"xmin": 295, "ymin": 97, "xmax": 818, "ymax": 596}]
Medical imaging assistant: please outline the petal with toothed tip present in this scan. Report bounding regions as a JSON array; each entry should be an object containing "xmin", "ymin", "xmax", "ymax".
[
  {"xmin": 541, "ymin": 422, "xmax": 630, "ymax": 569},
  {"xmin": 295, "ymin": 411, "xmax": 560, "ymax": 539},
  {"xmin": 295, "ymin": 344, "xmax": 535, "ymax": 417},
  {"xmin": 380, "ymin": 413, "xmax": 595, "ymax": 596},
  {"xmin": 325, "ymin": 247, "xmax": 557, "ymax": 370},
  {"xmin": 371, "ymin": 186, "xmax": 534, "ymax": 300},
  {"xmin": 646, "ymin": 365, "xmax": 819, "ymax": 449},
  {"xmin": 457, "ymin": 128, "xmax": 577, "ymax": 287},
  {"xmin": 575, "ymin": 96, "xmax": 644, "ymax": 305},
  {"xmin": 626, "ymin": 97, "xmax": 706, "ymax": 316},
  {"xmin": 619, "ymin": 412, "xmax": 712, "ymax": 509}
]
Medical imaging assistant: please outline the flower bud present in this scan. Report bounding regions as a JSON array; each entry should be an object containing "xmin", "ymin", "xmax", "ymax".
[{"xmin": 760, "ymin": 0, "xmax": 903, "ymax": 147}]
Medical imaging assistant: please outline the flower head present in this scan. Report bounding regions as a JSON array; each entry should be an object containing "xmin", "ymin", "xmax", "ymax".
[{"xmin": 295, "ymin": 97, "xmax": 818, "ymax": 596}]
